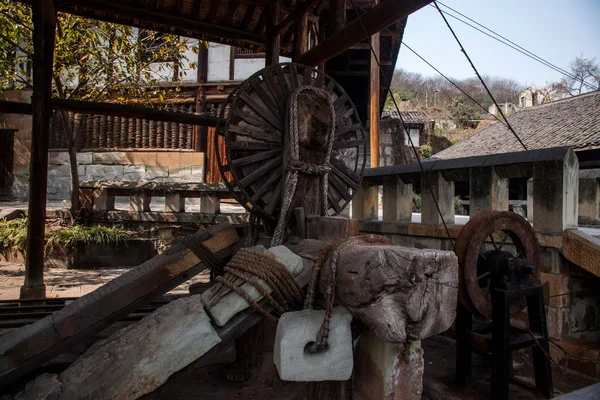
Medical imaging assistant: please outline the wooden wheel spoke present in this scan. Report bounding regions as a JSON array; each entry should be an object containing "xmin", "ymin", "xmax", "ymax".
[
  {"xmin": 325, "ymin": 79, "xmax": 335, "ymax": 93},
  {"xmin": 251, "ymin": 169, "xmax": 282, "ymax": 203},
  {"xmin": 228, "ymin": 124, "xmax": 282, "ymax": 144},
  {"xmin": 329, "ymin": 173, "xmax": 352, "ymax": 201},
  {"xmin": 327, "ymin": 186, "xmax": 342, "ymax": 213},
  {"xmin": 262, "ymin": 71, "xmax": 286, "ymax": 116},
  {"xmin": 275, "ymin": 66, "xmax": 290, "ymax": 99},
  {"xmin": 303, "ymin": 67, "xmax": 312, "ymax": 86},
  {"xmin": 490, "ymin": 234, "xmax": 498, "ymax": 250},
  {"xmin": 239, "ymin": 155, "xmax": 283, "ymax": 188},
  {"xmin": 498, "ymin": 232, "xmax": 509, "ymax": 251},
  {"xmin": 239, "ymin": 92, "xmax": 283, "ymax": 131},
  {"xmin": 335, "ymin": 123, "xmax": 362, "ymax": 139},
  {"xmin": 333, "ymin": 94, "xmax": 348, "ymax": 111},
  {"xmin": 330, "ymin": 158, "xmax": 360, "ymax": 189},
  {"xmin": 336, "ymin": 107, "xmax": 355, "ymax": 121},
  {"xmin": 229, "ymin": 142, "xmax": 281, "ymax": 151},
  {"xmin": 264, "ymin": 182, "xmax": 282, "ymax": 215},
  {"xmin": 249, "ymin": 78, "xmax": 283, "ymax": 120},
  {"xmin": 290, "ymin": 64, "xmax": 300, "ymax": 89},
  {"xmin": 231, "ymin": 149, "xmax": 282, "ymax": 168},
  {"xmin": 333, "ymin": 139, "xmax": 365, "ymax": 149}
]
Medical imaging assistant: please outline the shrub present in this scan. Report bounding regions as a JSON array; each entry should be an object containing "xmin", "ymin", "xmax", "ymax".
[{"xmin": 0, "ymin": 218, "xmax": 132, "ymax": 255}]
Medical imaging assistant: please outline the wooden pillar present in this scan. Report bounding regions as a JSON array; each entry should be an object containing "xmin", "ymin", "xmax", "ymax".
[
  {"xmin": 265, "ymin": 3, "xmax": 280, "ymax": 67},
  {"xmin": 382, "ymin": 176, "xmax": 413, "ymax": 223},
  {"xmin": 21, "ymin": 0, "xmax": 56, "ymax": 300},
  {"xmin": 421, "ymin": 172, "xmax": 455, "ymax": 225},
  {"xmin": 293, "ymin": 11, "xmax": 309, "ymax": 60},
  {"xmin": 369, "ymin": 0, "xmax": 380, "ymax": 169},
  {"xmin": 469, "ymin": 166, "xmax": 509, "ymax": 216},
  {"xmin": 329, "ymin": 0, "xmax": 346, "ymax": 35},
  {"xmin": 194, "ymin": 43, "xmax": 208, "ymax": 153}
]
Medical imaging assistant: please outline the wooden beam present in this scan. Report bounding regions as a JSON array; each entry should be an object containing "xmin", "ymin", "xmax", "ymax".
[
  {"xmin": 265, "ymin": 3, "xmax": 280, "ymax": 66},
  {"xmin": 55, "ymin": 0, "xmax": 266, "ymax": 45},
  {"xmin": 296, "ymin": 0, "xmax": 433, "ymax": 66},
  {"xmin": 328, "ymin": 0, "xmax": 346, "ymax": 36},
  {"xmin": 369, "ymin": 0, "xmax": 380, "ymax": 168},
  {"xmin": 0, "ymin": 225, "xmax": 240, "ymax": 387},
  {"xmin": 0, "ymin": 100, "xmax": 32, "ymax": 115},
  {"xmin": 273, "ymin": 0, "xmax": 320, "ymax": 36},
  {"xmin": 21, "ymin": 0, "xmax": 56, "ymax": 300},
  {"xmin": 52, "ymin": 99, "xmax": 219, "ymax": 127},
  {"xmin": 194, "ymin": 43, "xmax": 209, "ymax": 152},
  {"xmin": 293, "ymin": 12, "xmax": 309, "ymax": 60}
]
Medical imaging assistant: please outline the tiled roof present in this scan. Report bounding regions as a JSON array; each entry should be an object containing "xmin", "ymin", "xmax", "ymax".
[
  {"xmin": 382, "ymin": 110, "xmax": 430, "ymax": 124},
  {"xmin": 433, "ymin": 91, "xmax": 600, "ymax": 159}
]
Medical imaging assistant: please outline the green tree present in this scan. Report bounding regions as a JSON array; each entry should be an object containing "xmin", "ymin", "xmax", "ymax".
[
  {"xmin": 0, "ymin": 0, "xmax": 199, "ymax": 214},
  {"xmin": 448, "ymin": 96, "xmax": 477, "ymax": 128}
]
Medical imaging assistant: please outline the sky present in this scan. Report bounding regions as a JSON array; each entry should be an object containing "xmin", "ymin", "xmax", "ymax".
[{"xmin": 397, "ymin": 0, "xmax": 600, "ymax": 88}]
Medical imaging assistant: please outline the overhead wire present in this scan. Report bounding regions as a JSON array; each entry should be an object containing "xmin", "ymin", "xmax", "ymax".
[
  {"xmin": 433, "ymin": 1, "xmax": 527, "ymax": 150},
  {"xmin": 348, "ymin": 0, "xmax": 456, "ymax": 250},
  {"xmin": 434, "ymin": 1, "xmax": 599, "ymax": 91}
]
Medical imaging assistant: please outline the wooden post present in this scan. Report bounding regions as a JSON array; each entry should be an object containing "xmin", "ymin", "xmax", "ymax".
[
  {"xmin": 293, "ymin": 11, "xmax": 309, "ymax": 60},
  {"xmin": 194, "ymin": 43, "xmax": 208, "ymax": 153},
  {"xmin": 328, "ymin": 0, "xmax": 346, "ymax": 35},
  {"xmin": 21, "ymin": 0, "xmax": 56, "ymax": 300},
  {"xmin": 265, "ymin": 3, "xmax": 280, "ymax": 67},
  {"xmin": 369, "ymin": 0, "xmax": 380, "ymax": 169}
]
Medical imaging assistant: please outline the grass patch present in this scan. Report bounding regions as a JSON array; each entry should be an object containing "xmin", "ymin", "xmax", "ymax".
[{"xmin": 0, "ymin": 218, "xmax": 132, "ymax": 255}]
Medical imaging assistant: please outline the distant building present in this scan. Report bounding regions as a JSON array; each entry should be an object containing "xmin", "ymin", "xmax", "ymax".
[
  {"xmin": 378, "ymin": 110, "xmax": 432, "ymax": 165},
  {"xmin": 488, "ymin": 102, "xmax": 518, "ymax": 116}
]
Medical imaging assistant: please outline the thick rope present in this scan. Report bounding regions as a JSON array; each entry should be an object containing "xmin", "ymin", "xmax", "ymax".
[
  {"xmin": 271, "ymin": 85, "xmax": 336, "ymax": 247},
  {"xmin": 207, "ymin": 248, "xmax": 304, "ymax": 322}
]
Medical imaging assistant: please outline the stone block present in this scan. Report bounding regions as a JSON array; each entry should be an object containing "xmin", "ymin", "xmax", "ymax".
[
  {"xmin": 541, "ymin": 272, "xmax": 569, "ymax": 308},
  {"xmin": 48, "ymin": 151, "xmax": 70, "ymax": 165},
  {"xmin": 122, "ymin": 165, "xmax": 146, "ymax": 182},
  {"xmin": 11, "ymin": 174, "xmax": 29, "ymax": 200},
  {"xmin": 78, "ymin": 153, "xmax": 93, "ymax": 165},
  {"xmin": 92, "ymin": 151, "xmax": 128, "ymax": 165},
  {"xmin": 421, "ymin": 172, "xmax": 455, "ymax": 225},
  {"xmin": 169, "ymin": 166, "xmax": 192, "ymax": 178},
  {"xmin": 17, "ymin": 296, "xmax": 222, "ymax": 400},
  {"xmin": 546, "ymin": 306, "xmax": 569, "ymax": 339},
  {"xmin": 165, "ymin": 193, "xmax": 185, "ymax": 212},
  {"xmin": 77, "ymin": 165, "xmax": 86, "ymax": 176},
  {"xmin": 353, "ymin": 330, "xmax": 423, "ymax": 400},
  {"xmin": 202, "ymin": 246, "xmax": 304, "ymax": 327},
  {"xmin": 146, "ymin": 166, "xmax": 169, "ymax": 180},
  {"xmin": 382, "ymin": 176, "xmax": 412, "ymax": 223},
  {"xmin": 200, "ymin": 194, "xmax": 220, "ymax": 214},
  {"xmin": 469, "ymin": 166, "xmax": 509, "ymax": 216},
  {"xmin": 274, "ymin": 307, "xmax": 353, "ymax": 382},
  {"xmin": 47, "ymin": 163, "xmax": 71, "ymax": 178},
  {"xmin": 86, "ymin": 165, "xmax": 125, "ymax": 180},
  {"xmin": 191, "ymin": 165, "xmax": 204, "ymax": 175},
  {"xmin": 540, "ymin": 247, "xmax": 568, "ymax": 275},
  {"xmin": 130, "ymin": 192, "xmax": 151, "ymax": 212}
]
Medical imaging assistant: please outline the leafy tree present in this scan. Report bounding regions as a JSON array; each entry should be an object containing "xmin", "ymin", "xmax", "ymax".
[
  {"xmin": 0, "ymin": 0, "xmax": 199, "ymax": 214},
  {"xmin": 448, "ymin": 96, "xmax": 477, "ymax": 128}
]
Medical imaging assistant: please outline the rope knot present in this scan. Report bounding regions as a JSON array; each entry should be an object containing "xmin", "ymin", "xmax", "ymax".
[{"xmin": 287, "ymin": 160, "xmax": 331, "ymax": 175}]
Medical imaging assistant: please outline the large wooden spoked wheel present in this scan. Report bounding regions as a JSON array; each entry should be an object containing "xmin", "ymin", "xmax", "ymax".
[
  {"xmin": 215, "ymin": 63, "xmax": 366, "ymax": 223},
  {"xmin": 454, "ymin": 211, "xmax": 542, "ymax": 319}
]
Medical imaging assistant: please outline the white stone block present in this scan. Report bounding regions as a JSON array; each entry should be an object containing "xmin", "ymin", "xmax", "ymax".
[
  {"xmin": 202, "ymin": 246, "xmax": 303, "ymax": 327},
  {"xmin": 146, "ymin": 166, "xmax": 169, "ymax": 180},
  {"xmin": 274, "ymin": 306, "xmax": 353, "ymax": 382},
  {"xmin": 78, "ymin": 153, "xmax": 93, "ymax": 165}
]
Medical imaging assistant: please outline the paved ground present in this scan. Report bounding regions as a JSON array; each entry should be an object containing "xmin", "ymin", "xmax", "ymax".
[{"xmin": 0, "ymin": 261, "xmax": 210, "ymax": 300}]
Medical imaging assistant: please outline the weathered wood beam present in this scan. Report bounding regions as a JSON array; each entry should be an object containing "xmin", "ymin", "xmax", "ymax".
[
  {"xmin": 273, "ymin": 0, "xmax": 320, "ymax": 36},
  {"xmin": 54, "ymin": 0, "xmax": 266, "ymax": 45},
  {"xmin": 21, "ymin": 0, "xmax": 56, "ymax": 300},
  {"xmin": 52, "ymin": 98, "xmax": 219, "ymax": 127},
  {"xmin": 369, "ymin": 0, "xmax": 381, "ymax": 168},
  {"xmin": 293, "ymin": 12, "xmax": 309, "ymax": 60},
  {"xmin": 328, "ymin": 0, "xmax": 346, "ymax": 36},
  {"xmin": 0, "ymin": 99, "xmax": 32, "ymax": 115},
  {"xmin": 194, "ymin": 43, "xmax": 209, "ymax": 152},
  {"xmin": 0, "ymin": 225, "xmax": 240, "ymax": 387},
  {"xmin": 296, "ymin": 0, "xmax": 433, "ymax": 66},
  {"xmin": 265, "ymin": 3, "xmax": 281, "ymax": 66}
]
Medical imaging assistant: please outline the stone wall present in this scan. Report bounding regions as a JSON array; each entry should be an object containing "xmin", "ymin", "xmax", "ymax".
[{"xmin": 39, "ymin": 151, "xmax": 205, "ymax": 201}]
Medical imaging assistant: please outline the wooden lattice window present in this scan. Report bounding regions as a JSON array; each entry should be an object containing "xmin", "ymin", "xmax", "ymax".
[{"xmin": 234, "ymin": 47, "xmax": 265, "ymax": 59}]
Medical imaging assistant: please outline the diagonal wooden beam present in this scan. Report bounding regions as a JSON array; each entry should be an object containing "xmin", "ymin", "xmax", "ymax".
[
  {"xmin": 272, "ymin": 0, "xmax": 320, "ymax": 36},
  {"xmin": 296, "ymin": 0, "xmax": 433, "ymax": 66}
]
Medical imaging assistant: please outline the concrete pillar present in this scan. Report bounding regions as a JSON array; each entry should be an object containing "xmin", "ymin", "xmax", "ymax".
[
  {"xmin": 165, "ymin": 193, "xmax": 185, "ymax": 213},
  {"xmin": 382, "ymin": 176, "xmax": 412, "ymax": 223},
  {"xmin": 469, "ymin": 166, "xmax": 509, "ymax": 216},
  {"xmin": 200, "ymin": 194, "xmax": 220, "ymax": 214},
  {"xmin": 421, "ymin": 172, "xmax": 455, "ymax": 225},
  {"xmin": 527, "ymin": 178, "xmax": 533, "ymax": 222},
  {"xmin": 353, "ymin": 330, "xmax": 423, "ymax": 400},
  {"xmin": 532, "ymin": 149, "xmax": 579, "ymax": 233},
  {"xmin": 578, "ymin": 178, "xmax": 599, "ymax": 225},
  {"xmin": 352, "ymin": 181, "xmax": 378, "ymax": 221},
  {"xmin": 130, "ymin": 192, "xmax": 151, "ymax": 212},
  {"xmin": 93, "ymin": 188, "xmax": 114, "ymax": 211}
]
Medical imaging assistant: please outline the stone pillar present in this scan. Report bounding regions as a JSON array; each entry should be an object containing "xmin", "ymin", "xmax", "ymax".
[
  {"xmin": 200, "ymin": 194, "xmax": 220, "ymax": 214},
  {"xmin": 469, "ymin": 166, "xmax": 509, "ymax": 216},
  {"xmin": 93, "ymin": 188, "xmax": 114, "ymax": 211},
  {"xmin": 527, "ymin": 178, "xmax": 534, "ymax": 222},
  {"xmin": 130, "ymin": 192, "xmax": 151, "ymax": 212},
  {"xmin": 382, "ymin": 176, "xmax": 412, "ymax": 223},
  {"xmin": 578, "ymin": 178, "xmax": 599, "ymax": 225},
  {"xmin": 421, "ymin": 172, "xmax": 454, "ymax": 225},
  {"xmin": 165, "ymin": 193, "xmax": 185, "ymax": 213},
  {"xmin": 352, "ymin": 181, "xmax": 378, "ymax": 221},
  {"xmin": 532, "ymin": 149, "xmax": 579, "ymax": 233},
  {"xmin": 353, "ymin": 330, "xmax": 424, "ymax": 400}
]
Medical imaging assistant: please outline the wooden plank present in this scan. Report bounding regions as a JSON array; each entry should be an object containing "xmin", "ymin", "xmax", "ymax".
[
  {"xmin": 293, "ymin": 11, "xmax": 309, "ymax": 59},
  {"xmin": 57, "ymin": 0, "xmax": 266, "ymax": 46},
  {"xmin": 0, "ymin": 100, "xmax": 32, "ymax": 115},
  {"xmin": 22, "ymin": 0, "xmax": 56, "ymax": 300},
  {"xmin": 296, "ymin": 0, "xmax": 433, "ymax": 66},
  {"xmin": 0, "ymin": 225, "xmax": 240, "ymax": 387},
  {"xmin": 265, "ymin": 3, "xmax": 280, "ymax": 66},
  {"xmin": 53, "ymin": 98, "xmax": 218, "ymax": 127},
  {"xmin": 333, "ymin": 139, "xmax": 365, "ymax": 149}
]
